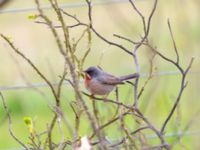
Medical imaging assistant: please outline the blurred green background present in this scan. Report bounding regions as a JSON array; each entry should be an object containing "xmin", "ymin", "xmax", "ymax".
[{"xmin": 0, "ymin": 0, "xmax": 200, "ymax": 149}]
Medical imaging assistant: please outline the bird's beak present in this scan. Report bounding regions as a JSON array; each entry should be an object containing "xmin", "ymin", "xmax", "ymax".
[
  {"xmin": 81, "ymin": 70, "xmax": 87, "ymax": 78},
  {"xmin": 79, "ymin": 70, "xmax": 85, "ymax": 78},
  {"xmin": 82, "ymin": 70, "xmax": 87, "ymax": 77},
  {"xmin": 82, "ymin": 69, "xmax": 91, "ymax": 79}
]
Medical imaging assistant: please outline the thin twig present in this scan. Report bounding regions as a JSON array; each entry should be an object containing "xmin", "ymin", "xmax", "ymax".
[
  {"xmin": 0, "ymin": 34, "xmax": 59, "ymax": 105},
  {"xmin": 146, "ymin": 0, "xmax": 158, "ymax": 37},
  {"xmin": 138, "ymin": 54, "xmax": 155, "ymax": 99},
  {"xmin": 171, "ymin": 109, "xmax": 200, "ymax": 148},
  {"xmin": 113, "ymin": 33, "xmax": 138, "ymax": 44},
  {"xmin": 167, "ymin": 19, "xmax": 179, "ymax": 64},
  {"xmin": 0, "ymin": 92, "xmax": 28, "ymax": 149},
  {"xmin": 119, "ymin": 107, "xmax": 136, "ymax": 149},
  {"xmin": 83, "ymin": 92, "xmax": 134, "ymax": 110},
  {"xmin": 110, "ymin": 126, "xmax": 149, "ymax": 148},
  {"xmin": 129, "ymin": 0, "xmax": 146, "ymax": 34},
  {"xmin": 90, "ymin": 111, "xmax": 131, "ymax": 139},
  {"xmin": 135, "ymin": 109, "xmax": 170, "ymax": 150},
  {"xmin": 161, "ymin": 57, "xmax": 194, "ymax": 134}
]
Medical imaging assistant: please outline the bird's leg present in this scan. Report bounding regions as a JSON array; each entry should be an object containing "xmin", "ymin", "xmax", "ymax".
[
  {"xmin": 90, "ymin": 94, "xmax": 95, "ymax": 99},
  {"xmin": 102, "ymin": 94, "xmax": 109, "ymax": 101},
  {"xmin": 115, "ymin": 87, "xmax": 119, "ymax": 102}
]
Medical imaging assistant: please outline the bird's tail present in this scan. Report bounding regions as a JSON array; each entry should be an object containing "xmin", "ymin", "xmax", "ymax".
[{"xmin": 119, "ymin": 73, "xmax": 139, "ymax": 81}]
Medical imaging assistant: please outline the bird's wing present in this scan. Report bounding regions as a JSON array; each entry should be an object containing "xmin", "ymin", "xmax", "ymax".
[{"xmin": 97, "ymin": 73, "xmax": 124, "ymax": 85}]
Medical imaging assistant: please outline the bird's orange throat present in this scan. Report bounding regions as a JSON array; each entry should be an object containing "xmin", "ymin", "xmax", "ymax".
[{"xmin": 84, "ymin": 73, "xmax": 91, "ymax": 86}]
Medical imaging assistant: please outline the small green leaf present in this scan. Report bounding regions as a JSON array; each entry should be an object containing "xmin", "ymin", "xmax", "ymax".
[
  {"xmin": 23, "ymin": 117, "xmax": 35, "ymax": 136},
  {"xmin": 24, "ymin": 117, "xmax": 32, "ymax": 125},
  {"xmin": 27, "ymin": 14, "xmax": 38, "ymax": 20}
]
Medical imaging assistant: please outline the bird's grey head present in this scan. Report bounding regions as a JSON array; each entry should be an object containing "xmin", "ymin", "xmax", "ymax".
[{"xmin": 84, "ymin": 66, "xmax": 102, "ymax": 78}]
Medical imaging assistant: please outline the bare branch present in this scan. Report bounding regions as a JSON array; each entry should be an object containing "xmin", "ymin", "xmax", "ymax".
[
  {"xmin": 132, "ymin": 49, "xmax": 140, "ymax": 108},
  {"xmin": 0, "ymin": 92, "xmax": 28, "ymax": 149},
  {"xmin": 85, "ymin": 0, "xmax": 92, "ymax": 25},
  {"xmin": 90, "ymin": 111, "xmax": 131, "ymax": 139},
  {"xmin": 138, "ymin": 54, "xmax": 155, "ymax": 99},
  {"xmin": 119, "ymin": 107, "xmax": 136, "ymax": 149},
  {"xmin": 146, "ymin": 0, "xmax": 158, "ymax": 37},
  {"xmin": 145, "ymin": 43, "xmax": 184, "ymax": 74},
  {"xmin": 57, "ymin": 63, "xmax": 68, "ymax": 100},
  {"xmin": 83, "ymin": 92, "xmax": 134, "ymax": 110},
  {"xmin": 129, "ymin": 0, "xmax": 146, "ymax": 34},
  {"xmin": 128, "ymin": 0, "xmax": 158, "ymax": 109},
  {"xmin": 110, "ymin": 126, "xmax": 149, "ymax": 148},
  {"xmin": 171, "ymin": 109, "xmax": 200, "ymax": 148},
  {"xmin": 0, "ymin": 34, "xmax": 59, "ymax": 105},
  {"xmin": 135, "ymin": 109, "xmax": 170, "ymax": 150},
  {"xmin": 161, "ymin": 57, "xmax": 194, "ymax": 133},
  {"xmin": 185, "ymin": 57, "xmax": 195, "ymax": 74},
  {"xmin": 35, "ymin": 0, "xmax": 66, "ymax": 56},
  {"xmin": 167, "ymin": 19, "xmax": 179, "ymax": 64},
  {"xmin": 85, "ymin": 0, "xmax": 132, "ymax": 55},
  {"xmin": 91, "ymin": 27, "xmax": 132, "ymax": 55},
  {"xmin": 113, "ymin": 34, "xmax": 138, "ymax": 44}
]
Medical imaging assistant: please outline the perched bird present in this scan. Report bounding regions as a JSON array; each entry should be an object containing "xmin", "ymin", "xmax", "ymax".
[{"xmin": 84, "ymin": 66, "xmax": 139, "ymax": 96}]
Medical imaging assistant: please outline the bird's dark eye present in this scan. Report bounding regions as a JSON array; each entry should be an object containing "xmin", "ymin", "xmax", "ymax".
[
  {"xmin": 86, "ymin": 70, "xmax": 97, "ymax": 77},
  {"xmin": 87, "ymin": 70, "xmax": 93, "ymax": 76}
]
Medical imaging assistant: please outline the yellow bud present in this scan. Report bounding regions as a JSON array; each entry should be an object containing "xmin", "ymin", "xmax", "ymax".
[
  {"xmin": 23, "ymin": 117, "xmax": 32, "ymax": 126},
  {"xmin": 23, "ymin": 117, "xmax": 35, "ymax": 137},
  {"xmin": 27, "ymin": 14, "xmax": 38, "ymax": 20}
]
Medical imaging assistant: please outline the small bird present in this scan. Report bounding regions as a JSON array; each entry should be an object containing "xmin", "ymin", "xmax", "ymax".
[{"xmin": 84, "ymin": 66, "xmax": 139, "ymax": 96}]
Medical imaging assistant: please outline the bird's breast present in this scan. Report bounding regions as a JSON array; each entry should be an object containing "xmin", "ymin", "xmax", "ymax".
[
  {"xmin": 84, "ymin": 77, "xmax": 90, "ymax": 87},
  {"xmin": 85, "ymin": 78, "xmax": 115, "ymax": 95}
]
